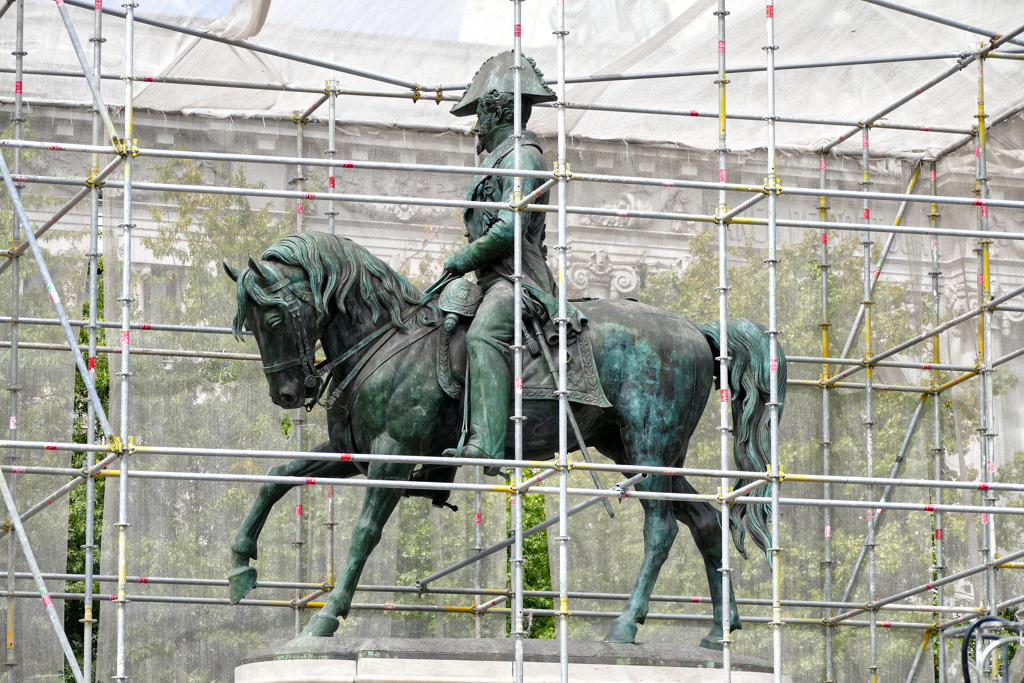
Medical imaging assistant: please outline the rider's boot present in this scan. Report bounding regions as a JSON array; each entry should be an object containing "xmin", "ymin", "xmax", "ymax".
[{"xmin": 442, "ymin": 323, "xmax": 510, "ymax": 478}]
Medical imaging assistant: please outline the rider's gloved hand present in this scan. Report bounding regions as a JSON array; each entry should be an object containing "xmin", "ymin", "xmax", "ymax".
[{"xmin": 443, "ymin": 249, "xmax": 475, "ymax": 277}]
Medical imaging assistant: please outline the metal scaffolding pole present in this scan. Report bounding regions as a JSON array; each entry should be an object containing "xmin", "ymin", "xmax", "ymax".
[
  {"xmin": 5, "ymin": 0, "xmax": 22, "ymax": 679},
  {"xmin": 113, "ymin": 0, "xmax": 135, "ymax": 678},
  {"xmin": 293, "ymin": 413, "xmax": 304, "ymax": 636},
  {"xmin": 928, "ymin": 160, "xmax": 947, "ymax": 683},
  {"xmin": 818, "ymin": 152, "xmax": 834, "ymax": 683},
  {"xmin": 433, "ymin": 51, "xmax": 983, "ymax": 91},
  {"xmin": 859, "ymin": 0, "xmax": 1024, "ymax": 49},
  {"xmin": 976, "ymin": 54, "xmax": 998, "ymax": 625},
  {"xmin": 83, "ymin": 0, "xmax": 103, "ymax": 679},
  {"xmin": 51, "ymin": 0, "xmax": 122, "ymax": 153},
  {"xmin": 764, "ymin": 2, "xmax": 782, "ymax": 682},
  {"xmin": 554, "ymin": 1, "xmax": 569, "ymax": 682},
  {"xmin": 715, "ymin": 1, "xmax": 732, "ymax": 679},
  {"xmin": 327, "ymin": 79, "xmax": 337, "ymax": 235},
  {"xmin": 511, "ymin": 5, "xmax": 525, "ymax": 683},
  {"xmin": 860, "ymin": 125, "xmax": 879, "ymax": 683}
]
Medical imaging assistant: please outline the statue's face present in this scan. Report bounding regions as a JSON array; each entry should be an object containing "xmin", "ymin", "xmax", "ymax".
[
  {"xmin": 473, "ymin": 92, "xmax": 506, "ymax": 154},
  {"xmin": 240, "ymin": 261, "xmax": 321, "ymax": 410}
]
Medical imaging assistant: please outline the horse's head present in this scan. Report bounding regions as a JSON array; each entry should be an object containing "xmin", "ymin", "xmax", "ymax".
[{"xmin": 224, "ymin": 256, "xmax": 321, "ymax": 410}]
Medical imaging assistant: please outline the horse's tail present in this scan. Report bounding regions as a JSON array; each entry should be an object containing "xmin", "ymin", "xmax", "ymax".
[{"xmin": 699, "ymin": 318, "xmax": 786, "ymax": 562}]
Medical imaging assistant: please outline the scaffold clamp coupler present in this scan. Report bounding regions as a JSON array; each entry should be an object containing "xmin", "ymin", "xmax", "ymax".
[
  {"xmin": 553, "ymin": 161, "xmax": 572, "ymax": 181},
  {"xmin": 412, "ymin": 85, "xmax": 422, "ymax": 103},
  {"xmin": 109, "ymin": 436, "xmax": 124, "ymax": 454},
  {"xmin": 86, "ymin": 167, "xmax": 103, "ymax": 189},
  {"xmin": 435, "ymin": 86, "xmax": 444, "ymax": 105}
]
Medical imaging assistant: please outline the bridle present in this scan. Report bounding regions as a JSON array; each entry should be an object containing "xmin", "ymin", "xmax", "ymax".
[
  {"xmin": 258, "ymin": 273, "xmax": 455, "ymax": 413},
  {"xmin": 257, "ymin": 278, "xmax": 325, "ymax": 411}
]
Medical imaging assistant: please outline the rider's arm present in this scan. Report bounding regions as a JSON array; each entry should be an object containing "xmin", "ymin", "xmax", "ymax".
[{"xmin": 446, "ymin": 153, "xmax": 547, "ymax": 273}]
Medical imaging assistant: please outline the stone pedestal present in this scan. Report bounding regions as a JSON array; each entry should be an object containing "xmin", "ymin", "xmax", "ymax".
[{"xmin": 235, "ymin": 637, "xmax": 787, "ymax": 683}]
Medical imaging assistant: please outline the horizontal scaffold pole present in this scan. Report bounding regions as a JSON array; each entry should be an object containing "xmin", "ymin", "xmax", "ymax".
[
  {"xmin": 436, "ymin": 52, "xmax": 982, "ymax": 91},
  {"xmin": 0, "ymin": 570, "xmax": 988, "ymax": 614},
  {"xmin": 7, "ymin": 440, "xmax": 1024, "ymax": 494},
  {"xmin": 5, "ymin": 465, "xmax": 1024, "ymax": 516}
]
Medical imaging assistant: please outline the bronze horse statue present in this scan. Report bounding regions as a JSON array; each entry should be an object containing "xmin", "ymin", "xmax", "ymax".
[{"xmin": 223, "ymin": 232, "xmax": 785, "ymax": 648}]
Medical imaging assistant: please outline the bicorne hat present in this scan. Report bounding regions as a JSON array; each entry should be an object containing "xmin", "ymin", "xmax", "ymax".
[{"xmin": 450, "ymin": 51, "xmax": 558, "ymax": 118}]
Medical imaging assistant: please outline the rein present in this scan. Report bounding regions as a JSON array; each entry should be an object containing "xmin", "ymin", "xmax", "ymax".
[{"xmin": 260, "ymin": 273, "xmax": 455, "ymax": 413}]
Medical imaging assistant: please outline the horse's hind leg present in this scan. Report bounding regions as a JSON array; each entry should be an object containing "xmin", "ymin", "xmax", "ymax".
[
  {"xmin": 673, "ymin": 477, "xmax": 742, "ymax": 651},
  {"xmin": 303, "ymin": 451, "xmax": 415, "ymax": 637},
  {"xmin": 230, "ymin": 443, "xmax": 361, "ymax": 604},
  {"xmin": 604, "ymin": 473, "xmax": 678, "ymax": 644}
]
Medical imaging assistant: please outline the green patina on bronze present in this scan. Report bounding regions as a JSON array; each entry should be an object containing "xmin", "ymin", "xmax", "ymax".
[{"xmin": 222, "ymin": 52, "xmax": 787, "ymax": 652}]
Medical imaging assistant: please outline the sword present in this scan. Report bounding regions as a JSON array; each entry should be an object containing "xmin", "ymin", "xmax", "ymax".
[{"xmin": 530, "ymin": 318, "xmax": 616, "ymax": 519}]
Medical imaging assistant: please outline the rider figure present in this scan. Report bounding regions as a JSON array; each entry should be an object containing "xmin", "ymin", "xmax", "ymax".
[{"xmin": 442, "ymin": 52, "xmax": 559, "ymax": 465}]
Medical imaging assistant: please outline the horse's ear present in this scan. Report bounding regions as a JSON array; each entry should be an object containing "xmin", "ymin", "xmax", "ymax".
[
  {"xmin": 223, "ymin": 261, "xmax": 240, "ymax": 282},
  {"xmin": 248, "ymin": 255, "xmax": 275, "ymax": 284}
]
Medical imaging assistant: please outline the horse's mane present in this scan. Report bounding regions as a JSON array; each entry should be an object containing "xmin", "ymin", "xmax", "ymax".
[{"xmin": 232, "ymin": 232, "xmax": 439, "ymax": 340}]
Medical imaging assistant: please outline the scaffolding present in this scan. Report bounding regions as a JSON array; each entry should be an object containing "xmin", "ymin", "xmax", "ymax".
[{"xmin": 2, "ymin": 1, "xmax": 1024, "ymax": 683}]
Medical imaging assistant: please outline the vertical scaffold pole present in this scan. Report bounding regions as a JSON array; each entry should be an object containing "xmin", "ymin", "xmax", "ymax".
[
  {"xmin": 5, "ymin": 1, "xmax": 23, "ymax": 680},
  {"xmin": 554, "ymin": 1, "xmax": 570, "ymax": 682},
  {"xmin": 714, "ymin": 1, "xmax": 732, "ymax": 679},
  {"xmin": 114, "ymin": 0, "xmax": 135, "ymax": 679},
  {"xmin": 819, "ymin": 152, "xmax": 834, "ymax": 683},
  {"xmin": 327, "ymin": 79, "xmax": 337, "ymax": 236},
  {"xmin": 928, "ymin": 160, "xmax": 946, "ymax": 683},
  {"xmin": 763, "ymin": 2, "xmax": 782, "ymax": 682},
  {"xmin": 861, "ymin": 125, "xmax": 878, "ymax": 683},
  {"xmin": 293, "ymin": 100, "xmax": 307, "ymax": 638},
  {"xmin": 295, "ymin": 116, "xmax": 305, "ymax": 233},
  {"xmin": 976, "ymin": 52, "xmax": 997, "ymax": 622},
  {"xmin": 294, "ymin": 415, "xmax": 304, "ymax": 637},
  {"xmin": 511, "ymin": 3, "xmax": 525, "ymax": 683},
  {"xmin": 83, "ymin": 1, "xmax": 104, "ymax": 680},
  {"xmin": 324, "ymin": 484, "xmax": 335, "ymax": 589}
]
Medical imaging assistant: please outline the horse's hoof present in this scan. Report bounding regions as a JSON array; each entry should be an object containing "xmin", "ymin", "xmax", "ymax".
[
  {"xmin": 228, "ymin": 565, "xmax": 258, "ymax": 605},
  {"xmin": 300, "ymin": 612, "xmax": 340, "ymax": 637},
  {"xmin": 603, "ymin": 618, "xmax": 638, "ymax": 644},
  {"xmin": 699, "ymin": 628, "xmax": 724, "ymax": 651}
]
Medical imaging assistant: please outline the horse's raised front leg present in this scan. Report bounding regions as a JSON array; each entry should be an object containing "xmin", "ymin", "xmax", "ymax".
[
  {"xmin": 674, "ymin": 477, "xmax": 742, "ymax": 650},
  {"xmin": 302, "ymin": 437, "xmax": 415, "ymax": 637},
  {"xmin": 230, "ymin": 441, "xmax": 361, "ymax": 604},
  {"xmin": 604, "ymin": 474, "xmax": 678, "ymax": 644}
]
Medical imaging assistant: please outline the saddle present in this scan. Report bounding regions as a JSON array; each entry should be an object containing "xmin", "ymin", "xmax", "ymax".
[{"xmin": 435, "ymin": 277, "xmax": 611, "ymax": 408}]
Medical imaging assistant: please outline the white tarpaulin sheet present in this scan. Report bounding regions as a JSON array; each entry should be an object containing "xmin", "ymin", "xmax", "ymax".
[{"xmin": 2, "ymin": 0, "xmax": 1024, "ymax": 154}]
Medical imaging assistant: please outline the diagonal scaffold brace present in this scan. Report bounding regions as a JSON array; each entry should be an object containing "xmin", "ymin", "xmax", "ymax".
[
  {"xmin": 51, "ymin": 0, "xmax": 125, "ymax": 154},
  {"xmin": 0, "ymin": 148, "xmax": 115, "ymax": 441},
  {"xmin": 0, "ymin": 155, "xmax": 121, "ymax": 276},
  {"xmin": 0, "ymin": 467, "xmax": 85, "ymax": 683}
]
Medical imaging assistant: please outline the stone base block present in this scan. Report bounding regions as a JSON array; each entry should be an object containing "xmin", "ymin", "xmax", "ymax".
[{"xmin": 235, "ymin": 637, "xmax": 786, "ymax": 683}]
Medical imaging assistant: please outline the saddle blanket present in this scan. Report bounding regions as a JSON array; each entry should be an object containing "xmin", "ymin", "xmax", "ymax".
[{"xmin": 437, "ymin": 321, "xmax": 611, "ymax": 408}]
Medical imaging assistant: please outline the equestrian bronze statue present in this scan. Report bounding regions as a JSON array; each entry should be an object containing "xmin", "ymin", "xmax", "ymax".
[{"xmin": 223, "ymin": 52, "xmax": 786, "ymax": 650}]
